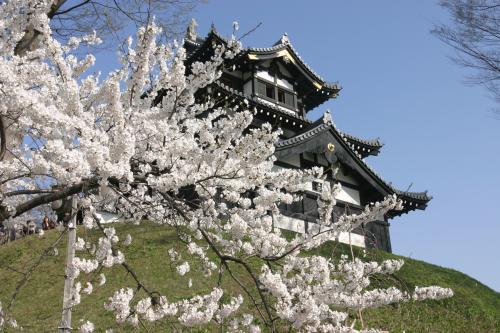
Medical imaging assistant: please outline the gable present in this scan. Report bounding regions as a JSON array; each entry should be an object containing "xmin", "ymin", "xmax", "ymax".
[{"xmin": 275, "ymin": 125, "xmax": 390, "ymax": 200}]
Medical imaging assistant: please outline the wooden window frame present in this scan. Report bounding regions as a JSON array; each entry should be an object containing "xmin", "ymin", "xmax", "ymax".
[{"xmin": 254, "ymin": 75, "xmax": 297, "ymax": 111}]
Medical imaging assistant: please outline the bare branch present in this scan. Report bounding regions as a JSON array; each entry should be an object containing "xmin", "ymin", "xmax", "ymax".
[{"xmin": 434, "ymin": 0, "xmax": 500, "ymax": 106}]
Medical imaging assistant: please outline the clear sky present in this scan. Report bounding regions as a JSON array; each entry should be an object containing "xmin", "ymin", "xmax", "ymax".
[{"xmin": 95, "ymin": 1, "xmax": 500, "ymax": 291}]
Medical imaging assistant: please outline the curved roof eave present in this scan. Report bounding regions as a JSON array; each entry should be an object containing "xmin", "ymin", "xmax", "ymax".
[
  {"xmin": 275, "ymin": 119, "xmax": 432, "ymax": 209},
  {"xmin": 340, "ymin": 131, "xmax": 383, "ymax": 149},
  {"xmin": 246, "ymin": 42, "xmax": 341, "ymax": 92}
]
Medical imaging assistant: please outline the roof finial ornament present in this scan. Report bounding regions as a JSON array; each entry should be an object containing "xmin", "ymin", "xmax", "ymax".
[
  {"xmin": 186, "ymin": 18, "xmax": 198, "ymax": 41},
  {"xmin": 323, "ymin": 110, "xmax": 333, "ymax": 125},
  {"xmin": 280, "ymin": 32, "xmax": 289, "ymax": 44}
]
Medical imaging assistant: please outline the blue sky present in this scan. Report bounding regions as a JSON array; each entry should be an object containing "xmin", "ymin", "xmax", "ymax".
[{"xmin": 95, "ymin": 1, "xmax": 500, "ymax": 291}]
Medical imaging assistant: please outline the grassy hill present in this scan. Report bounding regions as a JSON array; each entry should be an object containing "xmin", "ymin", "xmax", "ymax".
[{"xmin": 0, "ymin": 222, "xmax": 498, "ymax": 332}]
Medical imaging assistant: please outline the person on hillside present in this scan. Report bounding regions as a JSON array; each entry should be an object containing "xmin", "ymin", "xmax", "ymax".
[{"xmin": 42, "ymin": 215, "xmax": 55, "ymax": 230}]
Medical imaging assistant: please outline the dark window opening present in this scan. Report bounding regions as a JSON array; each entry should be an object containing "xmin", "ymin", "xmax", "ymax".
[
  {"xmin": 266, "ymin": 84, "xmax": 275, "ymax": 99},
  {"xmin": 278, "ymin": 89, "xmax": 286, "ymax": 103},
  {"xmin": 277, "ymin": 88, "xmax": 294, "ymax": 108}
]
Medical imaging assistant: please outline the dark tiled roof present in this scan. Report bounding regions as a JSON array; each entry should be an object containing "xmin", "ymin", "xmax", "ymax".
[
  {"xmin": 215, "ymin": 81, "xmax": 383, "ymax": 157},
  {"xmin": 275, "ymin": 122, "xmax": 329, "ymax": 148},
  {"xmin": 280, "ymin": 117, "xmax": 383, "ymax": 158},
  {"xmin": 185, "ymin": 30, "xmax": 340, "ymax": 91},
  {"xmin": 275, "ymin": 115, "xmax": 432, "ymax": 212},
  {"xmin": 340, "ymin": 132, "xmax": 383, "ymax": 157},
  {"xmin": 340, "ymin": 132, "xmax": 382, "ymax": 147},
  {"xmin": 246, "ymin": 38, "xmax": 340, "ymax": 91},
  {"xmin": 393, "ymin": 189, "xmax": 431, "ymax": 201}
]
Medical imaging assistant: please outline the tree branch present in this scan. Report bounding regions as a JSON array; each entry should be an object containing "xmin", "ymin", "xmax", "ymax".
[
  {"xmin": 52, "ymin": 0, "xmax": 91, "ymax": 17},
  {"xmin": 0, "ymin": 116, "xmax": 5, "ymax": 161},
  {"xmin": 0, "ymin": 178, "xmax": 99, "ymax": 224},
  {"xmin": 4, "ymin": 189, "xmax": 56, "ymax": 197}
]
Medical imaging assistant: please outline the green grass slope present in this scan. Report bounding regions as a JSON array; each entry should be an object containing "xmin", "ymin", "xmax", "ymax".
[{"xmin": 0, "ymin": 223, "xmax": 498, "ymax": 332}]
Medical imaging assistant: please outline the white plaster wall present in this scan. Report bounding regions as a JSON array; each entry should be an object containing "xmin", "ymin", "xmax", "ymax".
[
  {"xmin": 303, "ymin": 180, "xmax": 315, "ymax": 192},
  {"xmin": 302, "ymin": 179, "xmax": 360, "ymax": 206},
  {"xmin": 256, "ymin": 70, "xmax": 294, "ymax": 90},
  {"xmin": 277, "ymin": 216, "xmax": 366, "ymax": 248},
  {"xmin": 256, "ymin": 70, "xmax": 274, "ymax": 83},
  {"xmin": 338, "ymin": 231, "xmax": 366, "ymax": 247},
  {"xmin": 336, "ymin": 186, "xmax": 361, "ymax": 206},
  {"xmin": 269, "ymin": 168, "xmax": 366, "ymax": 248},
  {"xmin": 276, "ymin": 77, "xmax": 293, "ymax": 90},
  {"xmin": 274, "ymin": 215, "xmax": 305, "ymax": 233},
  {"xmin": 308, "ymin": 223, "xmax": 365, "ymax": 247}
]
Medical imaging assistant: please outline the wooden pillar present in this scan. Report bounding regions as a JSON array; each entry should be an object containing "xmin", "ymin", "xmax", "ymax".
[{"xmin": 59, "ymin": 196, "xmax": 77, "ymax": 332}]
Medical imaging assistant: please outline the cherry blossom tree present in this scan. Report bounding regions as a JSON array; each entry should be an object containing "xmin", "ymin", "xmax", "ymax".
[
  {"xmin": 0, "ymin": 0, "xmax": 203, "ymax": 166},
  {"xmin": 0, "ymin": 1, "xmax": 453, "ymax": 331}
]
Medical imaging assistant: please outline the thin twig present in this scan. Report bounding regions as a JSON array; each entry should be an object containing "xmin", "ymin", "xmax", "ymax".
[{"xmin": 238, "ymin": 22, "xmax": 262, "ymax": 41}]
